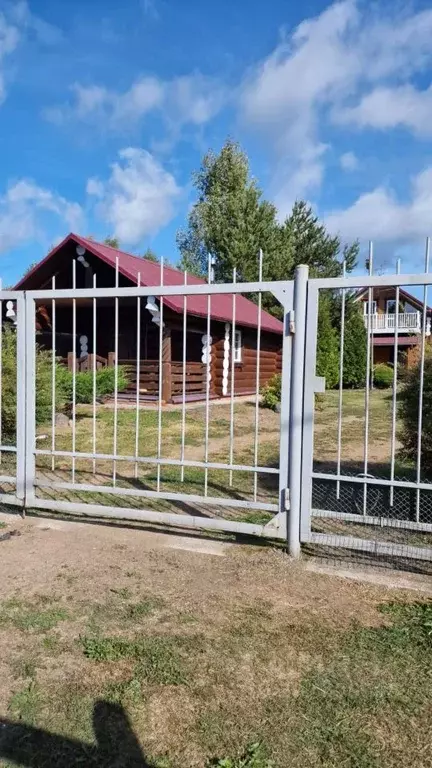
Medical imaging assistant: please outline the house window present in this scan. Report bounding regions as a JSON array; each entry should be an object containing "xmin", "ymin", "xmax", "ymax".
[
  {"xmin": 363, "ymin": 301, "xmax": 377, "ymax": 315},
  {"xmin": 234, "ymin": 330, "xmax": 242, "ymax": 363},
  {"xmin": 386, "ymin": 299, "xmax": 397, "ymax": 315}
]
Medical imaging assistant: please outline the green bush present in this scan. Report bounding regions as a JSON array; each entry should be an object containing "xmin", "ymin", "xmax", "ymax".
[
  {"xmin": 260, "ymin": 373, "xmax": 281, "ymax": 410},
  {"xmin": 343, "ymin": 306, "xmax": 367, "ymax": 388},
  {"xmin": 61, "ymin": 365, "xmax": 129, "ymax": 404},
  {"xmin": 316, "ymin": 296, "xmax": 339, "ymax": 389},
  {"xmin": 373, "ymin": 363, "xmax": 393, "ymax": 388},
  {"xmin": 399, "ymin": 346, "xmax": 432, "ymax": 471},
  {"xmin": 1, "ymin": 325, "xmax": 69, "ymax": 436},
  {"xmin": 1, "ymin": 325, "xmax": 129, "ymax": 436}
]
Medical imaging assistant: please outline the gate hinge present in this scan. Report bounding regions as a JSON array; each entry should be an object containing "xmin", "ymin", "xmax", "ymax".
[
  {"xmin": 284, "ymin": 488, "xmax": 290, "ymax": 511},
  {"xmin": 288, "ymin": 310, "xmax": 295, "ymax": 334}
]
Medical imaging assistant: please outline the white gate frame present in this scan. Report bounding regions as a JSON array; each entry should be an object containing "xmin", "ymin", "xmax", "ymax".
[
  {"xmin": 15, "ymin": 279, "xmax": 301, "ymax": 549},
  {"xmin": 300, "ymin": 271, "xmax": 432, "ymax": 562}
]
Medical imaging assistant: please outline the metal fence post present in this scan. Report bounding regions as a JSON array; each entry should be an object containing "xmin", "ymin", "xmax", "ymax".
[
  {"xmin": 15, "ymin": 293, "xmax": 27, "ymax": 508},
  {"xmin": 288, "ymin": 264, "xmax": 309, "ymax": 557},
  {"xmin": 24, "ymin": 294, "xmax": 36, "ymax": 510}
]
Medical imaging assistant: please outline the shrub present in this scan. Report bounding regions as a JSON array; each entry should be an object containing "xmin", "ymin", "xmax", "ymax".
[
  {"xmin": 373, "ymin": 363, "xmax": 394, "ymax": 388},
  {"xmin": 316, "ymin": 295, "xmax": 339, "ymax": 389},
  {"xmin": 260, "ymin": 373, "xmax": 281, "ymax": 410},
  {"xmin": 343, "ymin": 306, "xmax": 367, "ymax": 388},
  {"xmin": 1, "ymin": 325, "xmax": 129, "ymax": 436},
  {"xmin": 61, "ymin": 365, "xmax": 129, "ymax": 404},
  {"xmin": 1, "ymin": 325, "xmax": 69, "ymax": 436},
  {"xmin": 399, "ymin": 346, "xmax": 432, "ymax": 471}
]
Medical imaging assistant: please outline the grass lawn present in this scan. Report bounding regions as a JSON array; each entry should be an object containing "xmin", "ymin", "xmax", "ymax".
[
  {"xmin": 0, "ymin": 518, "xmax": 431, "ymax": 767},
  {"xmin": 30, "ymin": 388, "xmax": 428, "ymax": 528},
  {"xmin": 33, "ymin": 390, "xmax": 402, "ymax": 510}
]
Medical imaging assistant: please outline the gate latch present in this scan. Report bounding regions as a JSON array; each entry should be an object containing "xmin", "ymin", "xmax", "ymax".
[{"xmin": 284, "ymin": 488, "xmax": 290, "ymax": 511}]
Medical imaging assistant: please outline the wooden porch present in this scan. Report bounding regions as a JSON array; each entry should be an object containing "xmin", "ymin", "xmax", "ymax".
[{"xmin": 63, "ymin": 352, "xmax": 210, "ymax": 404}]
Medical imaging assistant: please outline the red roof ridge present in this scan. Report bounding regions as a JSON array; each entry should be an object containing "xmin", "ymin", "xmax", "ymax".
[
  {"xmin": 15, "ymin": 233, "xmax": 284, "ymax": 334},
  {"xmin": 77, "ymin": 234, "xmax": 203, "ymax": 281}
]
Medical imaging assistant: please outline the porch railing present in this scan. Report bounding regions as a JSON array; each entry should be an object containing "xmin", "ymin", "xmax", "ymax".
[
  {"xmin": 118, "ymin": 358, "xmax": 206, "ymax": 400},
  {"xmin": 364, "ymin": 311, "xmax": 424, "ymax": 333}
]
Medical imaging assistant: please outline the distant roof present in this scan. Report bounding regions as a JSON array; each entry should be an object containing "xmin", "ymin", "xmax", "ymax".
[
  {"xmin": 373, "ymin": 336, "xmax": 420, "ymax": 346},
  {"xmin": 355, "ymin": 286, "xmax": 432, "ymax": 314},
  {"xmin": 15, "ymin": 233, "xmax": 283, "ymax": 334}
]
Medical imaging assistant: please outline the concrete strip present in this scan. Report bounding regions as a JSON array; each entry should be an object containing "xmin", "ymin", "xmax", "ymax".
[{"xmin": 305, "ymin": 558, "xmax": 432, "ymax": 595}]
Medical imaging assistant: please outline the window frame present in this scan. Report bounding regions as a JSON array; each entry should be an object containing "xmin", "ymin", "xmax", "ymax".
[
  {"xmin": 386, "ymin": 299, "xmax": 397, "ymax": 315},
  {"xmin": 363, "ymin": 300, "xmax": 377, "ymax": 315},
  {"xmin": 233, "ymin": 329, "xmax": 242, "ymax": 363}
]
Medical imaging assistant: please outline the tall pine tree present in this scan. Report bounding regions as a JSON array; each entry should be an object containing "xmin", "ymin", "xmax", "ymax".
[
  {"xmin": 177, "ymin": 140, "xmax": 359, "ymax": 319},
  {"xmin": 177, "ymin": 139, "xmax": 287, "ymax": 283}
]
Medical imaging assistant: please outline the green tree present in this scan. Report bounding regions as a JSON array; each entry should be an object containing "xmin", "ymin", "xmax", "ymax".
[
  {"xmin": 316, "ymin": 296, "xmax": 339, "ymax": 389},
  {"xmin": 281, "ymin": 201, "xmax": 358, "ymax": 278},
  {"xmin": 142, "ymin": 247, "xmax": 159, "ymax": 263},
  {"xmin": 399, "ymin": 346, "xmax": 432, "ymax": 472},
  {"xmin": 176, "ymin": 139, "xmax": 359, "ymax": 318},
  {"xmin": 104, "ymin": 236, "xmax": 120, "ymax": 248},
  {"xmin": 176, "ymin": 139, "xmax": 282, "ymax": 283},
  {"xmin": 343, "ymin": 304, "xmax": 367, "ymax": 388}
]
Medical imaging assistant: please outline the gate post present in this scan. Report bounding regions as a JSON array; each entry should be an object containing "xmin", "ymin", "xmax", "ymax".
[{"xmin": 288, "ymin": 265, "xmax": 309, "ymax": 557}]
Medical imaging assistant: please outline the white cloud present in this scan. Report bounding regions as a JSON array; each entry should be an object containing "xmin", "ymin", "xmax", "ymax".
[
  {"xmin": 11, "ymin": 1, "xmax": 63, "ymax": 45},
  {"xmin": 238, "ymin": 1, "xmax": 432, "ymax": 208},
  {"xmin": 340, "ymin": 151, "xmax": 358, "ymax": 171},
  {"xmin": 0, "ymin": 1, "xmax": 62, "ymax": 105},
  {"xmin": 334, "ymin": 85, "xmax": 432, "ymax": 137},
  {"xmin": 0, "ymin": 179, "xmax": 83, "ymax": 254},
  {"xmin": 86, "ymin": 178, "xmax": 104, "ymax": 198},
  {"xmin": 141, "ymin": 0, "xmax": 159, "ymax": 21},
  {"xmin": 0, "ymin": 12, "xmax": 20, "ymax": 103},
  {"xmin": 325, "ymin": 167, "xmax": 432, "ymax": 242},
  {"xmin": 45, "ymin": 73, "xmax": 224, "ymax": 131},
  {"xmin": 90, "ymin": 148, "xmax": 181, "ymax": 244}
]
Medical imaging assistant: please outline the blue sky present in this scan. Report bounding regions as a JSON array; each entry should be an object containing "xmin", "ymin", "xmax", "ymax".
[{"xmin": 2, "ymin": 0, "xmax": 432, "ymax": 284}]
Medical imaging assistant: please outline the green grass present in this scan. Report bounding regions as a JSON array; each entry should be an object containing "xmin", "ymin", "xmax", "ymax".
[
  {"xmin": 208, "ymin": 743, "xmax": 274, "ymax": 767},
  {"xmin": 81, "ymin": 635, "xmax": 189, "ymax": 685},
  {"xmin": 9, "ymin": 682, "xmax": 43, "ymax": 725},
  {"xmin": 0, "ymin": 597, "xmax": 69, "ymax": 632},
  {"xmin": 0, "ymin": 521, "xmax": 6, "ymax": 529},
  {"xmin": 2, "ymin": 585, "xmax": 432, "ymax": 766},
  {"xmin": 127, "ymin": 597, "xmax": 165, "ymax": 618}
]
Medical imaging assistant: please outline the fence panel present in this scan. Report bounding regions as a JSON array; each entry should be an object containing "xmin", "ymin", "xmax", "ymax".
[
  {"xmin": 21, "ymin": 273, "xmax": 294, "ymax": 543},
  {"xmin": 301, "ymin": 263, "xmax": 432, "ymax": 565}
]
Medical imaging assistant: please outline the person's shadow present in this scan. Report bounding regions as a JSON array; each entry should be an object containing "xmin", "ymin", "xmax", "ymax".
[{"xmin": 0, "ymin": 700, "xmax": 154, "ymax": 766}]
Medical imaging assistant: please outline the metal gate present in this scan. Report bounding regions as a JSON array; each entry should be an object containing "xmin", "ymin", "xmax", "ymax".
[
  {"xmin": 2, "ymin": 258, "xmax": 432, "ymax": 564},
  {"xmin": 2, "ymin": 273, "xmax": 296, "ymax": 544},
  {"xmin": 300, "ymin": 264, "xmax": 432, "ymax": 564}
]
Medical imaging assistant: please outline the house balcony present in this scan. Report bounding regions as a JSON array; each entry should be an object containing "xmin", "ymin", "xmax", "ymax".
[{"xmin": 364, "ymin": 312, "xmax": 430, "ymax": 334}]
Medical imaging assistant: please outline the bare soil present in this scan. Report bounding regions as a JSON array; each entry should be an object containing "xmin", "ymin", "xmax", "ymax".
[{"xmin": 0, "ymin": 511, "xmax": 431, "ymax": 767}]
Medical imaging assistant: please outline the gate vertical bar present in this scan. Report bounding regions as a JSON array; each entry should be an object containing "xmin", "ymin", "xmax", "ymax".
[
  {"xmin": 288, "ymin": 264, "xmax": 308, "ymax": 557},
  {"xmin": 416, "ymin": 238, "xmax": 430, "ymax": 520},
  {"xmin": 299, "ymin": 283, "xmax": 319, "ymax": 544},
  {"xmin": 24, "ymin": 294, "xmax": 36, "ymax": 509},
  {"xmin": 16, "ymin": 294, "xmax": 27, "ymax": 505}
]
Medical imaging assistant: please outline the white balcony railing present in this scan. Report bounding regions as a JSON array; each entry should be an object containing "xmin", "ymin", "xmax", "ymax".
[{"xmin": 363, "ymin": 311, "xmax": 428, "ymax": 334}]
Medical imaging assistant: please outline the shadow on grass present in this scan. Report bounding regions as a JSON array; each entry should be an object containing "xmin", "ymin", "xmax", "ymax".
[{"xmin": 0, "ymin": 700, "xmax": 155, "ymax": 767}]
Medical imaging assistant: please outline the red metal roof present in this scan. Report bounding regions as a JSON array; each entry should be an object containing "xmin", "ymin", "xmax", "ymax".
[{"xmin": 16, "ymin": 234, "xmax": 283, "ymax": 335}]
